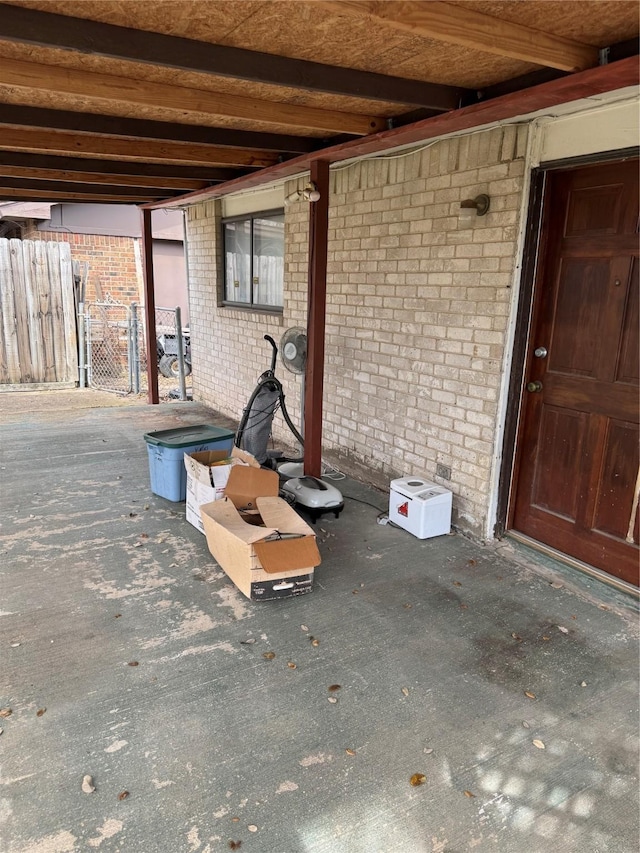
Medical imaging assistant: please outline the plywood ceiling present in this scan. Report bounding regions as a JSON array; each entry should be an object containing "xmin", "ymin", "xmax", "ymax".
[{"xmin": 0, "ymin": 0, "xmax": 636, "ymax": 204}]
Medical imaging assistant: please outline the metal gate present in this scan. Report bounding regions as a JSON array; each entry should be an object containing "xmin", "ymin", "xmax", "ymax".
[
  {"xmin": 83, "ymin": 300, "xmax": 140, "ymax": 393},
  {"xmin": 82, "ymin": 302, "xmax": 188, "ymax": 397}
]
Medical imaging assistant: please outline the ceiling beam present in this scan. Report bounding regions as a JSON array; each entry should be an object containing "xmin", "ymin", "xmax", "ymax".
[
  {"xmin": 0, "ymin": 162, "xmax": 208, "ymax": 191},
  {"xmin": 607, "ymin": 37, "xmax": 640, "ymax": 63},
  {"xmin": 0, "ymin": 176, "xmax": 180, "ymax": 198},
  {"xmin": 318, "ymin": 1, "xmax": 598, "ymax": 72},
  {"xmin": 474, "ymin": 68, "xmax": 567, "ymax": 104},
  {"xmin": 473, "ymin": 37, "xmax": 638, "ymax": 104},
  {"xmin": 0, "ymin": 104, "xmax": 317, "ymax": 154},
  {"xmin": 0, "ymin": 187, "xmax": 168, "ymax": 203},
  {"xmin": 147, "ymin": 55, "xmax": 639, "ymax": 209},
  {"xmin": 0, "ymin": 3, "xmax": 464, "ymax": 110},
  {"xmin": 0, "ymin": 127, "xmax": 279, "ymax": 167},
  {"xmin": 0, "ymin": 152, "xmax": 243, "ymax": 183},
  {"xmin": 0, "ymin": 58, "xmax": 385, "ymax": 136}
]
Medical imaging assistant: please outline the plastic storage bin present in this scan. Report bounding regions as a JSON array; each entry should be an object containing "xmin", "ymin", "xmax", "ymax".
[
  {"xmin": 389, "ymin": 477, "xmax": 452, "ymax": 539},
  {"xmin": 144, "ymin": 425, "xmax": 235, "ymax": 502}
]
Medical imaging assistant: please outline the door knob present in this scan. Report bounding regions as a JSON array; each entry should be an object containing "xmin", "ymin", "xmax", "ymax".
[{"xmin": 526, "ymin": 380, "xmax": 543, "ymax": 393}]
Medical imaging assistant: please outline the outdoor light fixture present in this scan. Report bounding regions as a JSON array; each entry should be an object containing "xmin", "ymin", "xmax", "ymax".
[
  {"xmin": 302, "ymin": 181, "xmax": 321, "ymax": 202},
  {"xmin": 284, "ymin": 181, "xmax": 321, "ymax": 206},
  {"xmin": 458, "ymin": 193, "xmax": 490, "ymax": 227}
]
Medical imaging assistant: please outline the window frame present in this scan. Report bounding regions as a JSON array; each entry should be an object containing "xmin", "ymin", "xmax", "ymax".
[{"xmin": 221, "ymin": 207, "xmax": 285, "ymax": 312}]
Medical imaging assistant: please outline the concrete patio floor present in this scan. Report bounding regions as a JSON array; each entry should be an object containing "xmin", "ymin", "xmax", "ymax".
[{"xmin": 1, "ymin": 390, "xmax": 638, "ymax": 853}]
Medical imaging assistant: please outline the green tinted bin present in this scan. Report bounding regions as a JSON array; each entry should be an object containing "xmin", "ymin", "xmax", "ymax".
[{"xmin": 144, "ymin": 425, "xmax": 235, "ymax": 502}]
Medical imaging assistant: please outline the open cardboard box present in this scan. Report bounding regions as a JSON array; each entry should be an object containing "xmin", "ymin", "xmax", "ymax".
[
  {"xmin": 200, "ymin": 465, "xmax": 320, "ymax": 600},
  {"xmin": 184, "ymin": 446, "xmax": 259, "ymax": 534}
]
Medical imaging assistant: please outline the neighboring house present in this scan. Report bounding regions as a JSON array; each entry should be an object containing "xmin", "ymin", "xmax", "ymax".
[
  {"xmin": 182, "ymin": 90, "xmax": 639, "ymax": 589},
  {"xmin": 0, "ymin": 202, "xmax": 188, "ymax": 321}
]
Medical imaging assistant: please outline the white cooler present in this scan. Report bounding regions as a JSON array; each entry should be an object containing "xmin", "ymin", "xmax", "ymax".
[{"xmin": 389, "ymin": 477, "xmax": 452, "ymax": 539}]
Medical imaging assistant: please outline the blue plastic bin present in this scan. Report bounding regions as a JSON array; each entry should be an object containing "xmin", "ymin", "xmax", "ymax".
[{"xmin": 144, "ymin": 425, "xmax": 235, "ymax": 502}]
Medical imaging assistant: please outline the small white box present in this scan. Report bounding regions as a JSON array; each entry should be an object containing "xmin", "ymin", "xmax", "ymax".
[
  {"xmin": 389, "ymin": 477, "xmax": 452, "ymax": 539},
  {"xmin": 184, "ymin": 447, "xmax": 259, "ymax": 534}
]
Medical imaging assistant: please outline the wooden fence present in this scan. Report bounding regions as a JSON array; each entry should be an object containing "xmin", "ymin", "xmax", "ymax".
[{"xmin": 0, "ymin": 239, "xmax": 78, "ymax": 386}]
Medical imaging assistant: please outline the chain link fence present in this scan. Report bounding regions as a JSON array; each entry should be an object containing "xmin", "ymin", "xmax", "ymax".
[
  {"xmin": 84, "ymin": 300, "xmax": 135, "ymax": 393},
  {"xmin": 81, "ymin": 301, "xmax": 189, "ymax": 398}
]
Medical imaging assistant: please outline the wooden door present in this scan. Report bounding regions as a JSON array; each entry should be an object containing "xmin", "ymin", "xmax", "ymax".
[{"xmin": 511, "ymin": 159, "xmax": 639, "ymax": 586}]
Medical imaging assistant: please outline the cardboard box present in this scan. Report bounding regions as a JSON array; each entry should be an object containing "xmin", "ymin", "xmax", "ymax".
[
  {"xmin": 200, "ymin": 465, "xmax": 320, "ymax": 600},
  {"xmin": 184, "ymin": 446, "xmax": 259, "ymax": 533}
]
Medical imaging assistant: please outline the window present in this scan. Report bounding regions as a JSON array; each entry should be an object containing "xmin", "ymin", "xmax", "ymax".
[{"xmin": 223, "ymin": 210, "xmax": 284, "ymax": 309}]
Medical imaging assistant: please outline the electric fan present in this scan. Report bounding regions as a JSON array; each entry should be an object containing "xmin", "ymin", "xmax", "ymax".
[
  {"xmin": 277, "ymin": 327, "xmax": 344, "ymax": 519},
  {"xmin": 280, "ymin": 326, "xmax": 307, "ymax": 377},
  {"xmin": 280, "ymin": 327, "xmax": 307, "ymax": 444}
]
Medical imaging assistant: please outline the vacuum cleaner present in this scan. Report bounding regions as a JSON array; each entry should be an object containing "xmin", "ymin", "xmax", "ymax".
[{"xmin": 235, "ymin": 334, "xmax": 344, "ymax": 521}]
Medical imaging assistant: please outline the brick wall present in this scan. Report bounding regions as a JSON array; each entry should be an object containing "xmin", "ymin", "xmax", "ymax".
[
  {"xmin": 186, "ymin": 124, "xmax": 529, "ymax": 537},
  {"xmin": 23, "ymin": 226, "xmax": 141, "ymax": 305}
]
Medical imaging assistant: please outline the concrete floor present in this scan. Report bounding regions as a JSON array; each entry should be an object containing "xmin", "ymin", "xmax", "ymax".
[{"xmin": 1, "ymin": 391, "xmax": 638, "ymax": 853}]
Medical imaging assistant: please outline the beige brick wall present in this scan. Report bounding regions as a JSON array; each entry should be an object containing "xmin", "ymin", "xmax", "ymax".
[{"xmin": 186, "ymin": 124, "xmax": 529, "ymax": 536}]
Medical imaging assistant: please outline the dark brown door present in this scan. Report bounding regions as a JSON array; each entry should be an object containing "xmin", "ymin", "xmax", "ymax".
[{"xmin": 511, "ymin": 159, "xmax": 639, "ymax": 586}]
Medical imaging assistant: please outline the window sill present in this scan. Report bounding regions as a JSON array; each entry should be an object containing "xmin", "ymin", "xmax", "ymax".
[{"xmin": 220, "ymin": 302, "xmax": 284, "ymax": 319}]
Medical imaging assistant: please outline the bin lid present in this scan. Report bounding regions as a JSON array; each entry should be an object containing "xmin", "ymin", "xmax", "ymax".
[{"xmin": 144, "ymin": 424, "xmax": 235, "ymax": 448}]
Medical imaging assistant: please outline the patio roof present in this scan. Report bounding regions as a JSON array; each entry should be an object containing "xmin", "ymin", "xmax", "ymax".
[{"xmin": 0, "ymin": 0, "xmax": 636, "ymax": 205}]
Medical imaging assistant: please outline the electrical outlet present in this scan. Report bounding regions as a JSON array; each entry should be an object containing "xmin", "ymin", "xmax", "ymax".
[{"xmin": 436, "ymin": 463, "xmax": 451, "ymax": 481}]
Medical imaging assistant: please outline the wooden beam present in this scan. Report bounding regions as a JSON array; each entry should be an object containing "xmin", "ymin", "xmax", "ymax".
[
  {"xmin": 0, "ymin": 4, "xmax": 463, "ymax": 109},
  {"xmin": 0, "ymin": 58, "xmax": 386, "ymax": 136},
  {"xmin": 0, "ymin": 152, "xmax": 243, "ymax": 183},
  {"xmin": 140, "ymin": 208, "xmax": 159, "ymax": 405},
  {"xmin": 0, "ymin": 104, "xmax": 317, "ymax": 154},
  {"xmin": 149, "ymin": 55, "xmax": 640, "ymax": 209},
  {"xmin": 0, "ymin": 162, "xmax": 208, "ymax": 191},
  {"xmin": 304, "ymin": 160, "xmax": 330, "ymax": 479},
  {"xmin": 319, "ymin": 1, "xmax": 598, "ymax": 72},
  {"xmin": 475, "ymin": 68, "xmax": 567, "ymax": 104},
  {"xmin": 0, "ymin": 176, "xmax": 177, "ymax": 198},
  {"xmin": 0, "ymin": 187, "xmax": 166, "ymax": 203},
  {"xmin": 0, "ymin": 127, "xmax": 278, "ymax": 167}
]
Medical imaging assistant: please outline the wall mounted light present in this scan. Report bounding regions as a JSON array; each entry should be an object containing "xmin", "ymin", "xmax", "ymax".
[
  {"xmin": 302, "ymin": 181, "xmax": 321, "ymax": 202},
  {"xmin": 458, "ymin": 193, "xmax": 490, "ymax": 227},
  {"xmin": 284, "ymin": 181, "xmax": 321, "ymax": 206}
]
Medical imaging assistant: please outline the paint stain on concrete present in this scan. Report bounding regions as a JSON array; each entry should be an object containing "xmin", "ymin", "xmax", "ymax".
[
  {"xmin": 87, "ymin": 818, "xmax": 123, "ymax": 848},
  {"xmin": 104, "ymin": 739, "xmax": 127, "ymax": 753},
  {"xmin": 212, "ymin": 805, "xmax": 229, "ymax": 818},
  {"xmin": 12, "ymin": 829, "xmax": 77, "ymax": 853},
  {"xmin": 186, "ymin": 825, "xmax": 201, "ymax": 850},
  {"xmin": 171, "ymin": 607, "xmax": 219, "ymax": 640},
  {"xmin": 140, "ymin": 604, "xmax": 220, "ymax": 649},
  {"xmin": 84, "ymin": 561, "xmax": 175, "ymax": 600},
  {"xmin": 0, "ymin": 773, "xmax": 37, "ymax": 785},
  {"xmin": 151, "ymin": 778, "xmax": 174, "ymax": 789},
  {"xmin": 149, "ymin": 641, "xmax": 238, "ymax": 664},
  {"xmin": 0, "ymin": 797, "xmax": 13, "ymax": 824},
  {"xmin": 213, "ymin": 587, "xmax": 250, "ymax": 621},
  {"xmin": 9, "ymin": 523, "xmax": 110, "ymax": 549},
  {"xmin": 299, "ymin": 753, "xmax": 330, "ymax": 767},
  {"xmin": 191, "ymin": 565, "xmax": 224, "ymax": 583},
  {"xmin": 276, "ymin": 781, "xmax": 299, "ymax": 793},
  {"xmin": 139, "ymin": 636, "xmax": 166, "ymax": 650}
]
